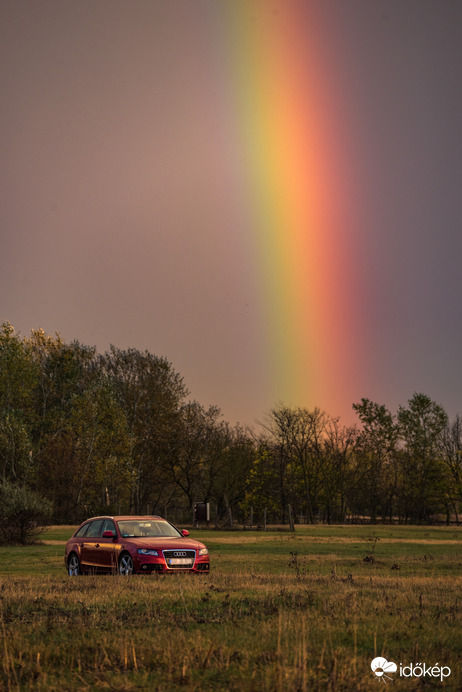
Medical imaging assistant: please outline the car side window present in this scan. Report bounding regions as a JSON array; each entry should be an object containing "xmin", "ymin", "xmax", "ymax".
[
  {"xmin": 75, "ymin": 523, "xmax": 90, "ymax": 538},
  {"xmin": 101, "ymin": 519, "xmax": 116, "ymax": 536},
  {"xmin": 86, "ymin": 520, "xmax": 104, "ymax": 538}
]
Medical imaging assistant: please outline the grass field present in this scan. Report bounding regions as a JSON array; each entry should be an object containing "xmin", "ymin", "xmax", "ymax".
[{"xmin": 1, "ymin": 525, "xmax": 461, "ymax": 690}]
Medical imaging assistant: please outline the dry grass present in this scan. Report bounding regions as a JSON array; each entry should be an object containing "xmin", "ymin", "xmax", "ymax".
[
  {"xmin": 1, "ymin": 527, "xmax": 462, "ymax": 690},
  {"xmin": 1, "ymin": 573, "xmax": 461, "ymax": 690}
]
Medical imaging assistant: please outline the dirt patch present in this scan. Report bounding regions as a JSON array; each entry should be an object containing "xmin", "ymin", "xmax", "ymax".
[{"xmin": 41, "ymin": 540, "xmax": 66, "ymax": 545}]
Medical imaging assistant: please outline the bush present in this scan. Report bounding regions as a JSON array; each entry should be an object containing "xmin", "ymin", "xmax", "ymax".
[{"xmin": 0, "ymin": 481, "xmax": 53, "ymax": 544}]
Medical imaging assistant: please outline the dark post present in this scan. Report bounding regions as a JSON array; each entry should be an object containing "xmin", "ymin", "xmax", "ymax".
[
  {"xmin": 194, "ymin": 502, "xmax": 210, "ymax": 527},
  {"xmin": 288, "ymin": 504, "xmax": 295, "ymax": 532}
]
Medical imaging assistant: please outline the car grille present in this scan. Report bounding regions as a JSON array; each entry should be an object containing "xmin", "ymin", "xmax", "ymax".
[{"xmin": 162, "ymin": 549, "xmax": 196, "ymax": 568}]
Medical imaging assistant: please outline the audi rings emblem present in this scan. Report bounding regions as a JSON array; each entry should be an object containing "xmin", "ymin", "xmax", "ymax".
[{"xmin": 174, "ymin": 551, "xmax": 187, "ymax": 557}]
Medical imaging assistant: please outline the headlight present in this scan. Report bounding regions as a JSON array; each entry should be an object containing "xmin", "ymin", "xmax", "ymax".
[
  {"xmin": 137, "ymin": 549, "xmax": 158, "ymax": 556},
  {"xmin": 198, "ymin": 548, "xmax": 208, "ymax": 556}
]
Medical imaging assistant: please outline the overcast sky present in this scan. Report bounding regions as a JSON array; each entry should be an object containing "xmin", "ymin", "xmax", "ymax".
[{"xmin": 2, "ymin": 0, "xmax": 462, "ymax": 428}]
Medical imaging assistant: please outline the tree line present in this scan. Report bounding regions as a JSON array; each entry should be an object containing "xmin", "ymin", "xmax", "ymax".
[{"xmin": 1, "ymin": 322, "xmax": 461, "ymax": 530}]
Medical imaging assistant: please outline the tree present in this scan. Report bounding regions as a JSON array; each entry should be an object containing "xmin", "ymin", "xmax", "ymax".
[
  {"xmin": 353, "ymin": 399, "xmax": 399, "ymax": 522},
  {"xmin": 165, "ymin": 403, "xmax": 255, "ymax": 523},
  {"xmin": 260, "ymin": 405, "xmax": 300, "ymax": 522},
  {"xmin": 241, "ymin": 446, "xmax": 280, "ymax": 525},
  {"xmin": 442, "ymin": 416, "xmax": 462, "ymax": 523},
  {"xmin": 0, "ymin": 479, "xmax": 52, "ymax": 544},
  {"xmin": 261, "ymin": 405, "xmax": 352, "ymax": 523},
  {"xmin": 0, "ymin": 323, "xmax": 38, "ymax": 483},
  {"xmin": 166, "ymin": 402, "xmax": 222, "ymax": 512},
  {"xmin": 25, "ymin": 330, "xmax": 99, "ymax": 521},
  {"xmin": 267, "ymin": 406, "xmax": 327, "ymax": 523},
  {"xmin": 100, "ymin": 346, "xmax": 187, "ymax": 514},
  {"xmin": 320, "ymin": 418, "xmax": 359, "ymax": 523},
  {"xmin": 69, "ymin": 378, "xmax": 131, "ymax": 518},
  {"xmin": 208, "ymin": 423, "xmax": 255, "ymax": 526},
  {"xmin": 397, "ymin": 393, "xmax": 448, "ymax": 523}
]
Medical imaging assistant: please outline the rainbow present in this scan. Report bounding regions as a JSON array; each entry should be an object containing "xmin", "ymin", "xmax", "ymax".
[{"xmin": 223, "ymin": 1, "xmax": 361, "ymax": 417}]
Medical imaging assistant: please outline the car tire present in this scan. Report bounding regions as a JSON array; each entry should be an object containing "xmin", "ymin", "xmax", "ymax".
[
  {"xmin": 119, "ymin": 553, "xmax": 134, "ymax": 575},
  {"xmin": 68, "ymin": 553, "xmax": 81, "ymax": 576}
]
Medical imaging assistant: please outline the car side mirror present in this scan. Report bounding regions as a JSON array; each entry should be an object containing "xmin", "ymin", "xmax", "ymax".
[
  {"xmin": 102, "ymin": 531, "xmax": 115, "ymax": 538},
  {"xmin": 181, "ymin": 529, "xmax": 189, "ymax": 537}
]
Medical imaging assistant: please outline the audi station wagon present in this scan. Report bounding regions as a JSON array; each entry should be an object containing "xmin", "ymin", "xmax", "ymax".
[{"xmin": 65, "ymin": 515, "xmax": 210, "ymax": 575}]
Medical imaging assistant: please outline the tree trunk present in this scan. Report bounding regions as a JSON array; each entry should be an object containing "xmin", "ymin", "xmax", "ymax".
[
  {"xmin": 224, "ymin": 494, "xmax": 233, "ymax": 528},
  {"xmin": 288, "ymin": 504, "xmax": 295, "ymax": 532}
]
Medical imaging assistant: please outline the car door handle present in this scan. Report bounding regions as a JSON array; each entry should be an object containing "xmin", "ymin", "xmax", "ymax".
[{"xmin": 95, "ymin": 544, "xmax": 100, "ymax": 548}]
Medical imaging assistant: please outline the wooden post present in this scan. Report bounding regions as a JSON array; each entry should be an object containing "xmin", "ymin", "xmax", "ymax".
[
  {"xmin": 224, "ymin": 494, "xmax": 233, "ymax": 528},
  {"xmin": 288, "ymin": 504, "xmax": 295, "ymax": 532},
  {"xmin": 263, "ymin": 508, "xmax": 267, "ymax": 532}
]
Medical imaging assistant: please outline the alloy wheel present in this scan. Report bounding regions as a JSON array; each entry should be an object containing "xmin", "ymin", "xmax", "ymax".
[
  {"xmin": 119, "ymin": 554, "xmax": 134, "ymax": 575},
  {"xmin": 68, "ymin": 554, "xmax": 80, "ymax": 576}
]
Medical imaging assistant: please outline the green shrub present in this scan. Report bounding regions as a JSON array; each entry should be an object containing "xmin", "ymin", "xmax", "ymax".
[{"xmin": 0, "ymin": 481, "xmax": 52, "ymax": 544}]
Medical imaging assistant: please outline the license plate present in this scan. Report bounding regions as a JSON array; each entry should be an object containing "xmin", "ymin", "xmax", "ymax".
[{"xmin": 168, "ymin": 558, "xmax": 193, "ymax": 566}]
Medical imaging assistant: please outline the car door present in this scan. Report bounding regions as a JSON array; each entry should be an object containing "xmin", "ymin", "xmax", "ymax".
[
  {"xmin": 98, "ymin": 519, "xmax": 118, "ymax": 570},
  {"xmin": 80, "ymin": 519, "xmax": 104, "ymax": 569}
]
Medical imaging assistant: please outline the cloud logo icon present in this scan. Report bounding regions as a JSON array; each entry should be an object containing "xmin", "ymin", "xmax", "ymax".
[{"xmin": 371, "ymin": 657, "xmax": 397, "ymax": 682}]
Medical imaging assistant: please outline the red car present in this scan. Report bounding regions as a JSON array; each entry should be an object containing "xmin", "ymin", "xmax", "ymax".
[{"xmin": 65, "ymin": 515, "xmax": 210, "ymax": 575}]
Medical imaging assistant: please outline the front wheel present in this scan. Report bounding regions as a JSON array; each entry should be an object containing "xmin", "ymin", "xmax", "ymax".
[
  {"xmin": 68, "ymin": 553, "xmax": 81, "ymax": 576},
  {"xmin": 119, "ymin": 553, "xmax": 134, "ymax": 575}
]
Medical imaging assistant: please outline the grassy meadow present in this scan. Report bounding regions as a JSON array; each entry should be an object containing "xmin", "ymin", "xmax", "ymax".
[{"xmin": 1, "ymin": 525, "xmax": 461, "ymax": 690}]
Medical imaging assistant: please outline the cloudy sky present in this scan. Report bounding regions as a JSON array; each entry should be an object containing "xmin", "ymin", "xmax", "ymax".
[{"xmin": 2, "ymin": 0, "xmax": 462, "ymax": 428}]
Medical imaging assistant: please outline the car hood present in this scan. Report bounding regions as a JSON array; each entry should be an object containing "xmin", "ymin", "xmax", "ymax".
[{"xmin": 121, "ymin": 537, "xmax": 206, "ymax": 551}]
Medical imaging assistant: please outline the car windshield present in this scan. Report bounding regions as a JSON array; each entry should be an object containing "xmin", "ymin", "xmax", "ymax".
[{"xmin": 117, "ymin": 520, "xmax": 182, "ymax": 538}]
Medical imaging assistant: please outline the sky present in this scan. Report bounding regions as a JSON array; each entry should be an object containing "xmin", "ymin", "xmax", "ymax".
[{"xmin": 1, "ymin": 0, "xmax": 462, "ymax": 429}]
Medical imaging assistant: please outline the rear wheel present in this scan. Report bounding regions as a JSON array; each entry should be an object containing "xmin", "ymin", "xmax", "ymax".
[
  {"xmin": 68, "ymin": 553, "xmax": 81, "ymax": 576},
  {"xmin": 119, "ymin": 553, "xmax": 134, "ymax": 575}
]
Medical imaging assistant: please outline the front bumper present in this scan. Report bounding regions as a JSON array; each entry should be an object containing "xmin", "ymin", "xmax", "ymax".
[
  {"xmin": 134, "ymin": 551, "xmax": 209, "ymax": 574},
  {"xmin": 138, "ymin": 561, "xmax": 210, "ymax": 573}
]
